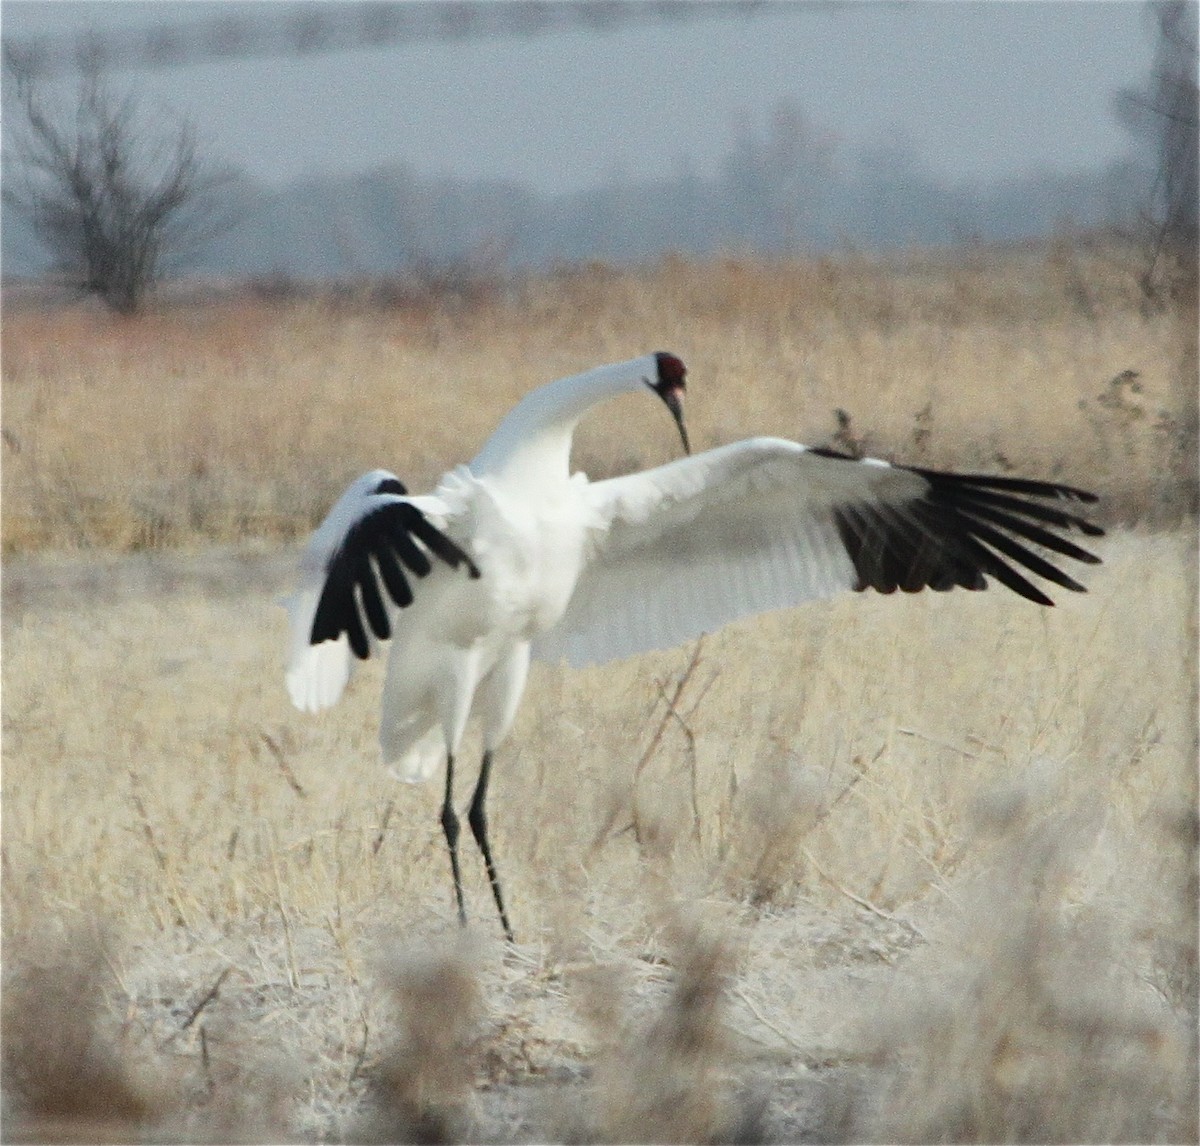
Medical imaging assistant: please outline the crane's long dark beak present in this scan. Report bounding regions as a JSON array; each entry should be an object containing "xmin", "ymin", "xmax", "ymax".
[{"xmin": 660, "ymin": 385, "xmax": 691, "ymax": 455}]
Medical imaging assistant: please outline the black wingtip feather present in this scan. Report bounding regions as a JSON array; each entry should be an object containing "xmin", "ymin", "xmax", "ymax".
[
  {"xmin": 939, "ymin": 483, "xmax": 1107, "ymax": 539},
  {"xmin": 406, "ymin": 512, "xmax": 481, "ymax": 578},
  {"xmin": 918, "ymin": 470, "xmax": 1100, "ymax": 505},
  {"xmin": 309, "ymin": 495, "xmax": 478, "ymax": 655},
  {"xmin": 950, "ymin": 498, "xmax": 1103, "ymax": 569},
  {"xmin": 830, "ymin": 462, "xmax": 1102, "ymax": 606}
]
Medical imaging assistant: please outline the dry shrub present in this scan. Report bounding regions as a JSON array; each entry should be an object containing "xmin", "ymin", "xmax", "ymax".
[
  {"xmin": 839, "ymin": 771, "xmax": 1199, "ymax": 1144},
  {"xmin": 1, "ymin": 928, "xmax": 157, "ymax": 1144},
  {"xmin": 0, "ymin": 926, "xmax": 304, "ymax": 1145},
  {"xmin": 568, "ymin": 918, "xmax": 760, "ymax": 1144},
  {"xmin": 2, "ymin": 524, "xmax": 1192, "ymax": 1139},
  {"xmin": 720, "ymin": 750, "xmax": 835, "ymax": 908},
  {"xmin": 352, "ymin": 937, "xmax": 484, "ymax": 1144}
]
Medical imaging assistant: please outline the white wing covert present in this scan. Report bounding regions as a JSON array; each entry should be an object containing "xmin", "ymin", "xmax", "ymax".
[
  {"xmin": 284, "ymin": 469, "xmax": 480, "ymax": 712},
  {"xmin": 532, "ymin": 438, "xmax": 1102, "ymax": 668}
]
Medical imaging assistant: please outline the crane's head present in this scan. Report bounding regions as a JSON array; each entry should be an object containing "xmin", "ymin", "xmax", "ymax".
[{"xmin": 649, "ymin": 351, "xmax": 690, "ymax": 455}]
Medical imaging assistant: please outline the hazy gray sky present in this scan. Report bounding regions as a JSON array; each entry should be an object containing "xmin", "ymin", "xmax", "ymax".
[{"xmin": 2, "ymin": 1, "xmax": 1157, "ymax": 194}]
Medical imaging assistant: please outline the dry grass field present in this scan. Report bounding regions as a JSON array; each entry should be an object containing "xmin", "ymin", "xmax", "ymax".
[
  {"xmin": 3, "ymin": 238, "xmax": 1196, "ymax": 556},
  {"xmin": 3, "ymin": 240, "xmax": 1197, "ymax": 1142}
]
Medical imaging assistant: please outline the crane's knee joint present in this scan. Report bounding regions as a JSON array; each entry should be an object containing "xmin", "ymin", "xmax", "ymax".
[
  {"xmin": 467, "ymin": 799, "xmax": 487, "ymax": 846},
  {"xmin": 441, "ymin": 802, "xmax": 460, "ymax": 847}
]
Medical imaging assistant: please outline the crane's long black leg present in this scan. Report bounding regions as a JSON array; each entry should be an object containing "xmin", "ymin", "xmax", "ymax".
[
  {"xmin": 468, "ymin": 749, "xmax": 515, "ymax": 944},
  {"xmin": 441, "ymin": 753, "xmax": 467, "ymax": 926}
]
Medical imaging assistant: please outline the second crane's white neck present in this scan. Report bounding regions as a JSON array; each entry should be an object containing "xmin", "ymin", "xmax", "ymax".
[{"xmin": 469, "ymin": 355, "xmax": 661, "ymax": 487}]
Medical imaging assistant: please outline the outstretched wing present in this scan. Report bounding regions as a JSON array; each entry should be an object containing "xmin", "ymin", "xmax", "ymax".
[
  {"xmin": 285, "ymin": 469, "xmax": 479, "ymax": 712},
  {"xmin": 532, "ymin": 438, "xmax": 1102, "ymax": 668}
]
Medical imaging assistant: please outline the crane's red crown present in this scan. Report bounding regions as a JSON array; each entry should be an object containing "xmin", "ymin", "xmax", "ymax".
[{"xmin": 654, "ymin": 351, "xmax": 687, "ymax": 391}]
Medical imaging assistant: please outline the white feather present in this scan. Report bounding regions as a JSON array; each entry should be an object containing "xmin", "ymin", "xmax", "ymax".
[{"xmin": 531, "ymin": 438, "xmax": 925, "ymax": 667}]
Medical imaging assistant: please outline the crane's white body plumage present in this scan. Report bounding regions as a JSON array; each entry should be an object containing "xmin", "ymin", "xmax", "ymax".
[
  {"xmin": 284, "ymin": 352, "xmax": 1101, "ymax": 938},
  {"xmin": 287, "ymin": 356, "xmax": 683, "ymax": 781}
]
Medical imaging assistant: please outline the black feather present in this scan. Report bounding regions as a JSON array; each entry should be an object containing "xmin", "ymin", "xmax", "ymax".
[
  {"xmin": 355, "ymin": 547, "xmax": 392, "ymax": 641},
  {"xmin": 951, "ymin": 498, "xmax": 1102, "ymax": 565},
  {"xmin": 310, "ymin": 494, "xmax": 478, "ymax": 658},
  {"xmin": 915, "ymin": 469, "xmax": 1098, "ymax": 503},
  {"xmin": 827, "ymin": 460, "xmax": 1103, "ymax": 604},
  {"xmin": 407, "ymin": 510, "xmax": 482, "ymax": 578},
  {"xmin": 939, "ymin": 483, "xmax": 1105, "ymax": 537},
  {"xmin": 373, "ymin": 542, "xmax": 414, "ymax": 610}
]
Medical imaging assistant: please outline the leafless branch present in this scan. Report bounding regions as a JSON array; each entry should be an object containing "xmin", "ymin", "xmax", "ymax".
[{"xmin": 3, "ymin": 61, "xmax": 241, "ymax": 312}]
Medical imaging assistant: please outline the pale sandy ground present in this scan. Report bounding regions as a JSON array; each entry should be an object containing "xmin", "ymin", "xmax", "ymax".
[{"xmin": 2, "ymin": 528, "xmax": 1196, "ymax": 1142}]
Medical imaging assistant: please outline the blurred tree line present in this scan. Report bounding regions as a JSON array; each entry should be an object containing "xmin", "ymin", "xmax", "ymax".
[{"xmin": 3, "ymin": 2, "xmax": 1195, "ymax": 310}]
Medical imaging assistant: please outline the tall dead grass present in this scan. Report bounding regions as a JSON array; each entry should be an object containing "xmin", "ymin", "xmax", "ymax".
[{"xmin": 2, "ymin": 237, "xmax": 1194, "ymax": 556}]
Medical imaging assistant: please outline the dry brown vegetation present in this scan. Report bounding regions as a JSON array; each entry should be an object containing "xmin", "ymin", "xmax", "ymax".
[
  {"xmin": 2, "ymin": 240, "xmax": 1197, "ymax": 1142},
  {"xmin": 2, "ymin": 236, "xmax": 1196, "ymax": 557}
]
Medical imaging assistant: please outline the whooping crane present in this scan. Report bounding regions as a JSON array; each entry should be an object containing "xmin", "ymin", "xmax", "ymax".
[{"xmin": 285, "ymin": 352, "xmax": 1103, "ymax": 943}]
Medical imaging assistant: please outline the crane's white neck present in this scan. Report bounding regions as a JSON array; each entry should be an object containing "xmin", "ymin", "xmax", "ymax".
[{"xmin": 469, "ymin": 355, "xmax": 661, "ymax": 485}]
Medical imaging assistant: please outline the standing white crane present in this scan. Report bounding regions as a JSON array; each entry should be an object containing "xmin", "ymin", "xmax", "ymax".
[{"xmin": 285, "ymin": 352, "xmax": 1103, "ymax": 943}]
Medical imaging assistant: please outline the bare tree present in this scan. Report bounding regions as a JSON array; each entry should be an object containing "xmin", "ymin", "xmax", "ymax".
[
  {"xmin": 1114, "ymin": 0, "xmax": 1198, "ymax": 300},
  {"xmin": 3, "ymin": 52, "xmax": 239, "ymax": 313}
]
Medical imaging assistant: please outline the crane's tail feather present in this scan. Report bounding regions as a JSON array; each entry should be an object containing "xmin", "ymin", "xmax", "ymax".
[{"xmin": 382, "ymin": 720, "xmax": 445, "ymax": 783}]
